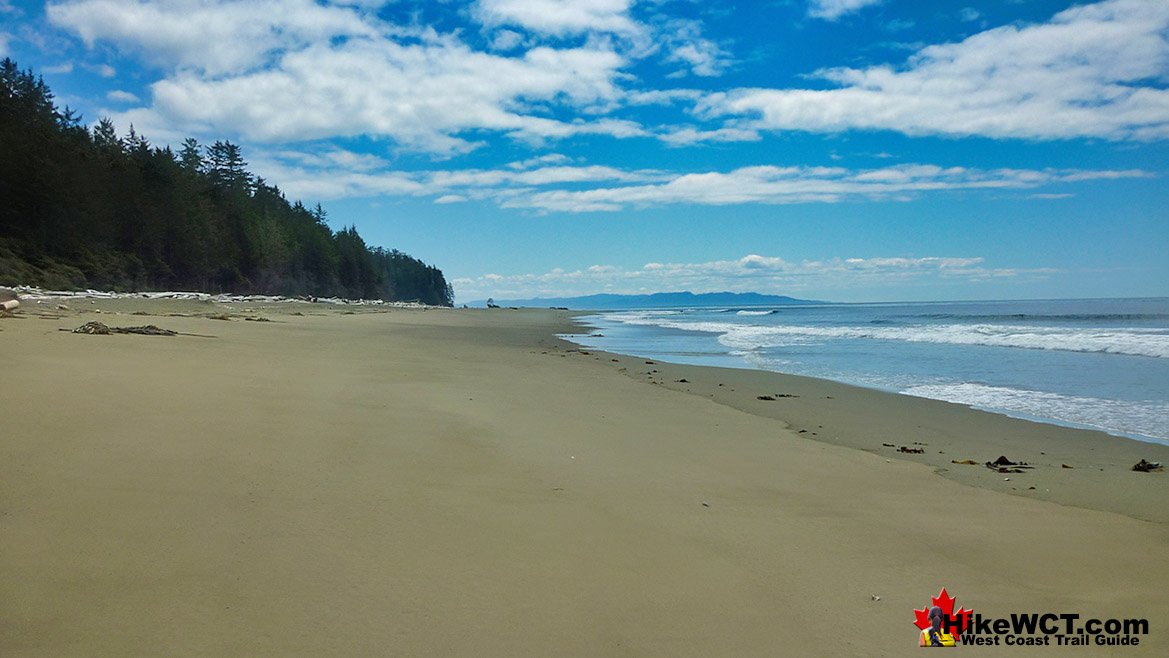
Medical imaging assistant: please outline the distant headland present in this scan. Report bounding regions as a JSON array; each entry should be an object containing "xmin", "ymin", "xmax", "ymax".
[{"xmin": 470, "ymin": 291, "xmax": 825, "ymax": 310}]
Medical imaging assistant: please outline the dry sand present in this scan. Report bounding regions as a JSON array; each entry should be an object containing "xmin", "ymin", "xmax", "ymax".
[{"xmin": 2, "ymin": 300, "xmax": 1167, "ymax": 656}]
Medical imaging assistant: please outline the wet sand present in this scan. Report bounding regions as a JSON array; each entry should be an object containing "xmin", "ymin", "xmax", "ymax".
[{"xmin": 2, "ymin": 300, "xmax": 1167, "ymax": 656}]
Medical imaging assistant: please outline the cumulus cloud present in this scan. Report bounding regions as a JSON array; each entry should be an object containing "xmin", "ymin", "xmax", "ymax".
[
  {"xmin": 47, "ymin": 0, "xmax": 379, "ymax": 76},
  {"xmin": 451, "ymin": 253, "xmax": 1057, "ymax": 299},
  {"xmin": 701, "ymin": 0, "xmax": 1169, "ymax": 141},
  {"xmin": 808, "ymin": 0, "xmax": 884, "ymax": 21},
  {"xmin": 474, "ymin": 0, "xmax": 641, "ymax": 37},
  {"xmin": 134, "ymin": 39, "xmax": 629, "ymax": 152},
  {"xmin": 48, "ymin": 0, "xmax": 645, "ymax": 153}
]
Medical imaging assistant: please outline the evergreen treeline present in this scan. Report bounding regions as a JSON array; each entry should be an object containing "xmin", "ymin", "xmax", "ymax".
[{"xmin": 0, "ymin": 58, "xmax": 454, "ymax": 306}]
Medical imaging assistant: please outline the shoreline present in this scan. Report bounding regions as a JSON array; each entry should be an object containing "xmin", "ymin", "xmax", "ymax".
[
  {"xmin": 563, "ymin": 301, "xmax": 1169, "ymax": 448},
  {"xmin": 559, "ymin": 314, "xmax": 1169, "ymax": 524},
  {"xmin": 3, "ymin": 302, "xmax": 1167, "ymax": 656}
]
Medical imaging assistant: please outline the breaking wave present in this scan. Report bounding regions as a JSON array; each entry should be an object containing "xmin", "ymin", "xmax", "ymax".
[
  {"xmin": 605, "ymin": 312, "xmax": 1169, "ymax": 359},
  {"xmin": 902, "ymin": 383, "xmax": 1169, "ymax": 444}
]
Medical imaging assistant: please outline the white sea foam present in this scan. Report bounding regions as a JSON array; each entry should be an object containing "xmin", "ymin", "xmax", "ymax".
[
  {"xmin": 605, "ymin": 312, "xmax": 1169, "ymax": 359},
  {"xmin": 902, "ymin": 383, "xmax": 1169, "ymax": 444}
]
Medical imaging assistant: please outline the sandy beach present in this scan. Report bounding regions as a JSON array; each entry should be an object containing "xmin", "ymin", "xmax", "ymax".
[{"xmin": 2, "ymin": 299, "xmax": 1168, "ymax": 656}]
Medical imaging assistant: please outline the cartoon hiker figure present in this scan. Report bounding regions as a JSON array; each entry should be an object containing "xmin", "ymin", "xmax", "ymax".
[{"xmin": 920, "ymin": 606, "xmax": 957, "ymax": 647}]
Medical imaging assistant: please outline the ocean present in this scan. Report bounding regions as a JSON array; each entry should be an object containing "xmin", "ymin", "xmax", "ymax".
[{"xmin": 564, "ymin": 298, "xmax": 1169, "ymax": 446}]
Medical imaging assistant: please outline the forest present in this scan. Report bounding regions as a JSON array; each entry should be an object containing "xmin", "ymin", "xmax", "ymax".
[{"xmin": 0, "ymin": 58, "xmax": 454, "ymax": 306}]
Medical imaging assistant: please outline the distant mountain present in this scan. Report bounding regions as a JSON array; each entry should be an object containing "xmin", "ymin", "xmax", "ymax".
[{"xmin": 469, "ymin": 291, "xmax": 825, "ymax": 310}]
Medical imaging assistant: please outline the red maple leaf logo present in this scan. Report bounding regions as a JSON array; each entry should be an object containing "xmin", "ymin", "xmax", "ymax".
[{"xmin": 913, "ymin": 588, "xmax": 972, "ymax": 640}]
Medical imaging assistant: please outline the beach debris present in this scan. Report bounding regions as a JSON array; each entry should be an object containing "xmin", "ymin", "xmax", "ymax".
[
  {"xmin": 116, "ymin": 325, "xmax": 177, "ymax": 336},
  {"xmin": 243, "ymin": 316, "xmax": 271, "ymax": 322},
  {"xmin": 1132, "ymin": 459, "xmax": 1164, "ymax": 473},
  {"xmin": 207, "ymin": 313, "xmax": 232, "ymax": 321},
  {"xmin": 757, "ymin": 395, "xmax": 776, "ymax": 401},
  {"xmin": 1, "ymin": 287, "xmax": 20, "ymax": 313},
  {"xmin": 983, "ymin": 455, "xmax": 1034, "ymax": 473},
  {"xmin": 952, "ymin": 460, "xmax": 980, "ymax": 465},
  {"xmin": 883, "ymin": 443, "xmax": 896, "ymax": 448},
  {"xmin": 64, "ymin": 321, "xmax": 177, "ymax": 336},
  {"xmin": 871, "ymin": 594, "xmax": 881, "ymax": 601},
  {"xmin": 1062, "ymin": 464, "xmax": 1074, "ymax": 469},
  {"xmin": 70, "ymin": 321, "xmax": 111, "ymax": 334},
  {"xmin": 984, "ymin": 455, "xmax": 1034, "ymax": 473},
  {"xmin": 675, "ymin": 378, "xmax": 689, "ymax": 383},
  {"xmin": 645, "ymin": 361, "xmax": 655, "ymax": 365},
  {"xmin": 899, "ymin": 446, "xmax": 924, "ymax": 454}
]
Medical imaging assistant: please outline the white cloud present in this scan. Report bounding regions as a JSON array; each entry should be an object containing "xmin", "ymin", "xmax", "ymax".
[
  {"xmin": 474, "ymin": 0, "xmax": 641, "ymax": 37},
  {"xmin": 494, "ymin": 164, "xmax": 1152, "ymax": 213},
  {"xmin": 488, "ymin": 29, "xmax": 525, "ymax": 51},
  {"xmin": 659, "ymin": 19, "xmax": 731, "ymax": 77},
  {"xmin": 106, "ymin": 89, "xmax": 139, "ymax": 103},
  {"xmin": 506, "ymin": 153, "xmax": 572, "ymax": 169},
  {"xmin": 243, "ymin": 145, "xmax": 1151, "ymax": 209},
  {"xmin": 59, "ymin": 0, "xmax": 642, "ymax": 153},
  {"xmin": 96, "ymin": 30, "xmax": 634, "ymax": 153},
  {"xmin": 451, "ymin": 252, "xmax": 1059, "ymax": 299},
  {"xmin": 46, "ymin": 0, "xmax": 729, "ymax": 152},
  {"xmin": 47, "ymin": 0, "xmax": 380, "ymax": 76},
  {"xmin": 658, "ymin": 126, "xmax": 761, "ymax": 145},
  {"xmin": 85, "ymin": 62, "xmax": 116, "ymax": 77},
  {"xmin": 248, "ymin": 148, "xmax": 666, "ymax": 202},
  {"xmin": 701, "ymin": 0, "xmax": 1169, "ymax": 141},
  {"xmin": 808, "ymin": 0, "xmax": 884, "ymax": 21},
  {"xmin": 244, "ymin": 144, "xmax": 1150, "ymax": 213}
]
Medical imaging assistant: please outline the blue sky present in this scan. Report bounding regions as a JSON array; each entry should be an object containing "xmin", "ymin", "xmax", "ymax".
[{"xmin": 2, "ymin": 0, "xmax": 1167, "ymax": 303}]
